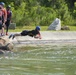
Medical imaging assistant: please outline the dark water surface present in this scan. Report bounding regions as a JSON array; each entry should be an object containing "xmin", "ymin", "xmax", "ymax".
[{"xmin": 0, "ymin": 45, "xmax": 76, "ymax": 75}]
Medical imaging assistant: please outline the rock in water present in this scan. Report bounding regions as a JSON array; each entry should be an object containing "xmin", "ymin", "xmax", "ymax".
[{"xmin": 0, "ymin": 36, "xmax": 14, "ymax": 51}]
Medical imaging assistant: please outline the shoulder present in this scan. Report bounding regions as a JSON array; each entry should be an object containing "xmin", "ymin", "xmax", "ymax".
[
  {"xmin": 2, "ymin": 8, "xmax": 6, "ymax": 12},
  {"xmin": 2, "ymin": 8, "xmax": 7, "ymax": 13},
  {"xmin": 8, "ymin": 10, "xmax": 12, "ymax": 14},
  {"xmin": 31, "ymin": 30, "xmax": 36, "ymax": 32},
  {"xmin": 10, "ymin": 11, "xmax": 12, "ymax": 14}
]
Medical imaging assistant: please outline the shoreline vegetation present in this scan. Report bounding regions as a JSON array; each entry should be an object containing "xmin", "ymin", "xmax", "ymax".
[{"xmin": 3, "ymin": 0, "xmax": 76, "ymax": 28}]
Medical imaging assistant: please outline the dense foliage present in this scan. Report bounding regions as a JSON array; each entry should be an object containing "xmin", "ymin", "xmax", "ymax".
[{"xmin": 1, "ymin": 0, "xmax": 76, "ymax": 26}]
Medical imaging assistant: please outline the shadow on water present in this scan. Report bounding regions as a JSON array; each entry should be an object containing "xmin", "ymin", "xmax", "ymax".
[{"xmin": 0, "ymin": 45, "xmax": 76, "ymax": 75}]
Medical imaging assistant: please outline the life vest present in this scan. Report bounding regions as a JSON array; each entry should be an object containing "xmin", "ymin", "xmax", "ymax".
[{"xmin": 7, "ymin": 10, "xmax": 12, "ymax": 20}]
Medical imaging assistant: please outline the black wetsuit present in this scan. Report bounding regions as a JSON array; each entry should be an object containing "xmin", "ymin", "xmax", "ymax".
[
  {"xmin": 5, "ymin": 10, "xmax": 12, "ymax": 33},
  {"xmin": 21, "ymin": 30, "xmax": 40, "ymax": 37}
]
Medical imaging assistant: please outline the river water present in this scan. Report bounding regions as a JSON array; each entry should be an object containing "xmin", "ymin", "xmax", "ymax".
[{"xmin": 0, "ymin": 44, "xmax": 76, "ymax": 75}]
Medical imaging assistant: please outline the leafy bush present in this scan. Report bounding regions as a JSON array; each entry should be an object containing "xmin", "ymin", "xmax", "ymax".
[{"xmin": 9, "ymin": 0, "xmax": 76, "ymax": 26}]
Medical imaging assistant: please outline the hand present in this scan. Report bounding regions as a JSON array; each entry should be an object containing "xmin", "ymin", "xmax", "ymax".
[
  {"xmin": 39, "ymin": 37, "xmax": 42, "ymax": 39},
  {"xmin": 3, "ymin": 23, "xmax": 6, "ymax": 28},
  {"xmin": 34, "ymin": 36, "xmax": 38, "ymax": 39}
]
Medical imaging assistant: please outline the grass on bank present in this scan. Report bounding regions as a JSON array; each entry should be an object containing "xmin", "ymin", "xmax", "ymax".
[{"xmin": 9, "ymin": 25, "xmax": 76, "ymax": 32}]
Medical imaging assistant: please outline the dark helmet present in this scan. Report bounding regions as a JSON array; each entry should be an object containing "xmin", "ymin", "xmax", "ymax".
[
  {"xmin": 0, "ymin": 2, "xmax": 5, "ymax": 6},
  {"xmin": 35, "ymin": 26, "xmax": 40, "ymax": 31},
  {"xmin": 7, "ymin": 5, "xmax": 11, "ymax": 8}
]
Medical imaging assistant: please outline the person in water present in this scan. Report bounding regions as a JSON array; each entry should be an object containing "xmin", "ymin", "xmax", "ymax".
[{"xmin": 9, "ymin": 26, "xmax": 42, "ymax": 39}]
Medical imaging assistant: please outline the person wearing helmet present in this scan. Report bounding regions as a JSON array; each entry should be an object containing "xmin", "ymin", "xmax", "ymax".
[
  {"xmin": 0, "ymin": 3, "xmax": 3, "ymax": 35},
  {"xmin": 9, "ymin": 26, "xmax": 42, "ymax": 39},
  {"xmin": 0, "ymin": 2, "xmax": 7, "ymax": 36},
  {"xmin": 5, "ymin": 5, "xmax": 12, "ymax": 35}
]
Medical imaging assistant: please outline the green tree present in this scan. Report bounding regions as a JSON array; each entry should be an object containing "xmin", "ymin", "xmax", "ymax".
[{"xmin": 0, "ymin": 0, "xmax": 75, "ymax": 26}]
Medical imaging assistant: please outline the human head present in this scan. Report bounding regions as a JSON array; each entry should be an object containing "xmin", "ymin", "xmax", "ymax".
[
  {"xmin": 0, "ymin": 2, "xmax": 5, "ymax": 7},
  {"xmin": 7, "ymin": 5, "xmax": 11, "ymax": 10},
  {"xmin": 35, "ymin": 26, "xmax": 40, "ymax": 31}
]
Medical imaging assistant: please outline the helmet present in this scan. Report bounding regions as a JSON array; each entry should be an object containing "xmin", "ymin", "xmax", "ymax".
[
  {"xmin": 0, "ymin": 2, "xmax": 5, "ymax": 6},
  {"xmin": 7, "ymin": 5, "xmax": 11, "ymax": 9},
  {"xmin": 7, "ymin": 5, "xmax": 11, "ymax": 8},
  {"xmin": 35, "ymin": 26, "xmax": 40, "ymax": 31}
]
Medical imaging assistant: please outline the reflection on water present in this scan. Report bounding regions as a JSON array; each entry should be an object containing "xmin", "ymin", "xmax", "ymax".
[{"xmin": 0, "ymin": 45, "xmax": 76, "ymax": 75}]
